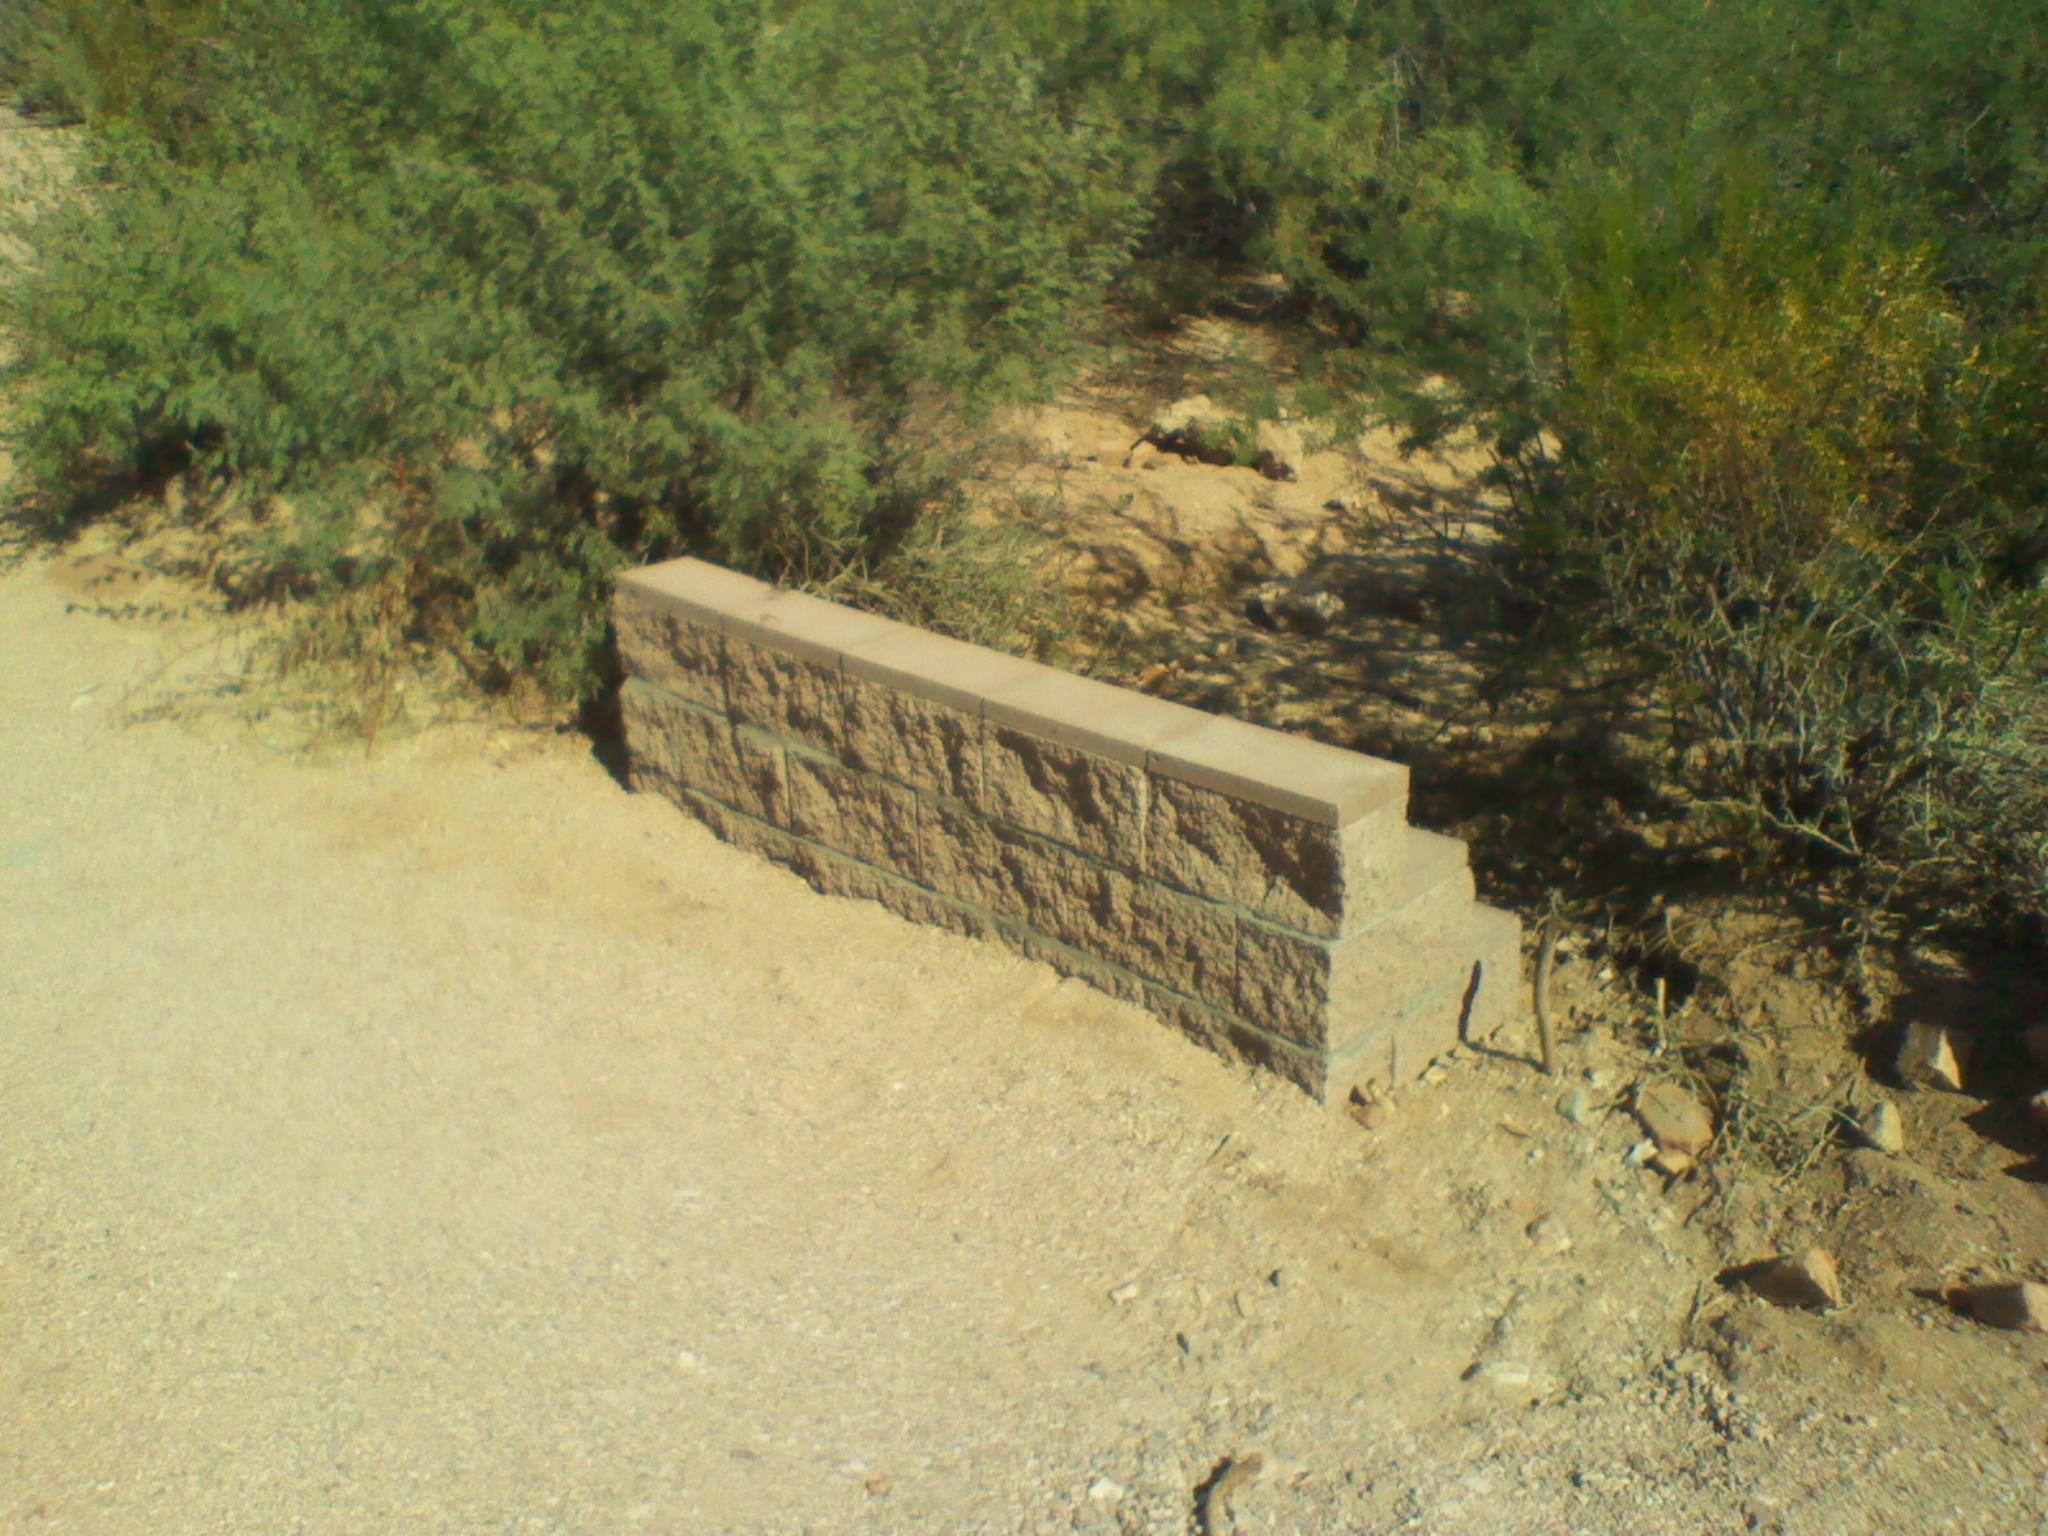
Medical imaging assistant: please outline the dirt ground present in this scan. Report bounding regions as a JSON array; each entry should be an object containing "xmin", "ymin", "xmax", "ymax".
[
  {"xmin": 5, "ymin": 109, "xmax": 2047, "ymax": 1536},
  {"xmin": 4, "ymin": 522, "xmax": 2047, "ymax": 1536}
]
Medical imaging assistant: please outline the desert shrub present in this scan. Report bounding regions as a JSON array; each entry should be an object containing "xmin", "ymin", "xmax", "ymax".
[
  {"xmin": 2, "ymin": 0, "xmax": 1145, "ymax": 699},
  {"xmin": 0, "ymin": 0, "xmax": 228, "ymax": 140},
  {"xmin": 1529, "ymin": 185, "xmax": 2048, "ymax": 931},
  {"xmin": 1307, "ymin": 1, "xmax": 2048, "ymax": 935}
]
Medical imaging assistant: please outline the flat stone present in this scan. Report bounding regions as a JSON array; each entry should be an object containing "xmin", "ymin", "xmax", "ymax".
[
  {"xmin": 1857, "ymin": 1100, "xmax": 1905, "ymax": 1155},
  {"xmin": 1727, "ymin": 1248, "xmax": 1843, "ymax": 1310},
  {"xmin": 1895, "ymin": 1021, "xmax": 1966, "ymax": 1092},
  {"xmin": 1146, "ymin": 713, "xmax": 1406, "ymax": 827},
  {"xmin": 616, "ymin": 558, "xmax": 777, "ymax": 630},
  {"xmin": 1949, "ymin": 1280, "xmax": 2048, "ymax": 1333},
  {"xmin": 1636, "ymin": 1082, "xmax": 1715, "ymax": 1156}
]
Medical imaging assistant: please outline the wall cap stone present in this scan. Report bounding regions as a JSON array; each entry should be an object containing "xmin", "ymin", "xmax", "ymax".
[{"xmin": 622, "ymin": 557, "xmax": 1410, "ymax": 827}]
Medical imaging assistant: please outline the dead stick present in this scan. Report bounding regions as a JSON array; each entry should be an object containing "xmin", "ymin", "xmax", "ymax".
[{"xmin": 1532, "ymin": 919, "xmax": 1559, "ymax": 1076}]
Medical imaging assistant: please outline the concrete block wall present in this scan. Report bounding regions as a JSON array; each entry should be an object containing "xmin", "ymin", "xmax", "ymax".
[{"xmin": 615, "ymin": 557, "xmax": 1523, "ymax": 1101}]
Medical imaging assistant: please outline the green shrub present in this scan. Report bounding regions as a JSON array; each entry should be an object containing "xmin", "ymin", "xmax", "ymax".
[
  {"xmin": 0, "ymin": 0, "xmax": 227, "ymax": 139},
  {"xmin": 1533, "ymin": 187, "xmax": 2048, "ymax": 931},
  {"xmin": 2, "ymin": 0, "xmax": 1145, "ymax": 700}
]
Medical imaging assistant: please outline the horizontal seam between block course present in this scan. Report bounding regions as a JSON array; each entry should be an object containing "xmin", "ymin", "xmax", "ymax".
[{"xmin": 651, "ymin": 769, "xmax": 1325, "ymax": 1067}]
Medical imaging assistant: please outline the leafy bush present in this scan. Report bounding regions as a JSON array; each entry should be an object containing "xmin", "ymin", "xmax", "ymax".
[
  {"xmin": 0, "ymin": 0, "xmax": 226, "ymax": 138},
  {"xmin": 2, "ymin": 0, "xmax": 1144, "ymax": 698}
]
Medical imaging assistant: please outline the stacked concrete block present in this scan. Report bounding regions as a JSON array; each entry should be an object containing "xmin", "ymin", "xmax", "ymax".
[{"xmin": 615, "ymin": 557, "xmax": 1524, "ymax": 1100}]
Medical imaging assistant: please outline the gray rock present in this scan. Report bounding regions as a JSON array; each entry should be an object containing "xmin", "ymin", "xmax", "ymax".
[
  {"xmin": 1244, "ymin": 580, "xmax": 1343, "ymax": 637},
  {"xmin": 1895, "ymin": 1021, "xmax": 1967, "ymax": 1091},
  {"xmin": 1949, "ymin": 1280, "xmax": 2048, "ymax": 1332},
  {"xmin": 1857, "ymin": 1099, "xmax": 1905, "ymax": 1154}
]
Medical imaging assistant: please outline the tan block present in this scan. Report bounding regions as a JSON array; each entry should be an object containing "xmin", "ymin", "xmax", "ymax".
[
  {"xmin": 919, "ymin": 803, "xmax": 1108, "ymax": 954},
  {"xmin": 1147, "ymin": 712, "xmax": 1407, "ymax": 827},
  {"xmin": 807, "ymin": 849, "xmax": 993, "ymax": 940},
  {"xmin": 1092, "ymin": 876, "xmax": 1235, "ymax": 1005},
  {"xmin": 1326, "ymin": 904, "xmax": 1525, "ymax": 1099},
  {"xmin": 621, "ymin": 681, "xmax": 741, "ymax": 799},
  {"xmin": 1140, "ymin": 984, "xmax": 1326, "ymax": 1098},
  {"xmin": 1146, "ymin": 775, "xmax": 1408, "ymax": 937},
  {"xmin": 838, "ymin": 671, "xmax": 983, "ymax": 802},
  {"xmin": 612, "ymin": 594, "xmax": 725, "ymax": 711},
  {"xmin": 728, "ymin": 723, "xmax": 789, "ymax": 825},
  {"xmin": 1235, "ymin": 835, "xmax": 1480, "ymax": 1049},
  {"xmin": 979, "ymin": 725, "xmax": 1147, "ymax": 868},
  {"xmin": 919, "ymin": 801, "xmax": 1233, "ymax": 1005},
  {"xmin": 990, "ymin": 916, "xmax": 1148, "ymax": 1005},
  {"xmin": 722, "ymin": 634, "xmax": 843, "ymax": 754},
  {"xmin": 671, "ymin": 785, "xmax": 799, "ymax": 870},
  {"xmin": 782, "ymin": 750, "xmax": 920, "ymax": 879}
]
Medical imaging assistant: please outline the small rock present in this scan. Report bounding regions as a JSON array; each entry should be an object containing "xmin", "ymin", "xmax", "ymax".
[
  {"xmin": 1857, "ymin": 1100, "xmax": 1906, "ymax": 1155},
  {"xmin": 2028, "ymin": 1090, "xmax": 2048, "ymax": 1134},
  {"xmin": 1464, "ymin": 1360, "xmax": 1534, "ymax": 1393},
  {"xmin": 1636, "ymin": 1082, "xmax": 1715, "ymax": 1155},
  {"xmin": 1650, "ymin": 1147, "xmax": 1695, "ymax": 1177},
  {"xmin": 1728, "ymin": 1248, "xmax": 1844, "ymax": 1310},
  {"xmin": 1948, "ymin": 1280, "xmax": 2048, "ymax": 1333},
  {"xmin": 1625, "ymin": 1137, "xmax": 1658, "ymax": 1168},
  {"xmin": 1255, "ymin": 448, "xmax": 1298, "ymax": 482},
  {"xmin": 1347, "ymin": 1087, "xmax": 1386, "ymax": 1132},
  {"xmin": 1087, "ymin": 1477, "xmax": 1126, "ymax": 1504},
  {"xmin": 1110, "ymin": 1281, "xmax": 1141, "ymax": 1304},
  {"xmin": 1556, "ymin": 1085, "xmax": 1593, "ymax": 1126},
  {"xmin": 1525, "ymin": 1214, "xmax": 1574, "ymax": 1255},
  {"xmin": 1244, "ymin": 580, "xmax": 1343, "ymax": 637},
  {"xmin": 1895, "ymin": 1021, "xmax": 1967, "ymax": 1092}
]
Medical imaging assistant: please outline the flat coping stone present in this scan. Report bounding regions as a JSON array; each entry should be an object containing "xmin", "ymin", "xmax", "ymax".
[
  {"xmin": 841, "ymin": 627, "xmax": 1042, "ymax": 717},
  {"xmin": 622, "ymin": 556, "xmax": 1412, "ymax": 827},
  {"xmin": 1146, "ymin": 713, "xmax": 1408, "ymax": 827},
  {"xmin": 981, "ymin": 665, "xmax": 1218, "ymax": 768},
  {"xmin": 721, "ymin": 586, "xmax": 905, "ymax": 669},
  {"xmin": 618, "ymin": 559, "xmax": 776, "ymax": 630}
]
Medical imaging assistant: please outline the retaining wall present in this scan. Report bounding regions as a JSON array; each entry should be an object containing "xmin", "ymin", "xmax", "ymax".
[{"xmin": 615, "ymin": 557, "xmax": 1523, "ymax": 1100}]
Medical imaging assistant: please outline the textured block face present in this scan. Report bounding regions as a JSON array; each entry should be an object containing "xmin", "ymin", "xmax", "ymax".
[
  {"xmin": 722, "ymin": 635, "xmax": 843, "ymax": 754},
  {"xmin": 839, "ymin": 671, "xmax": 982, "ymax": 802},
  {"xmin": 990, "ymin": 917, "xmax": 1147, "ymax": 1004},
  {"xmin": 919, "ymin": 800, "xmax": 1091, "ymax": 930},
  {"xmin": 979, "ymin": 725, "xmax": 1146, "ymax": 868},
  {"xmin": 921, "ymin": 802, "xmax": 1233, "ymax": 1005},
  {"xmin": 1147, "ymin": 776, "xmax": 1405, "ymax": 937},
  {"xmin": 1141, "ymin": 984, "xmax": 1326, "ymax": 1098},
  {"xmin": 1235, "ymin": 849, "xmax": 1482, "ymax": 1049},
  {"xmin": 621, "ymin": 682, "xmax": 741, "ymax": 798},
  {"xmin": 783, "ymin": 751, "xmax": 921, "ymax": 880},
  {"xmin": 614, "ymin": 597, "xmax": 726, "ymax": 711},
  {"xmin": 728, "ymin": 725, "xmax": 789, "ymax": 825},
  {"xmin": 1092, "ymin": 876, "xmax": 1236, "ymax": 1006}
]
